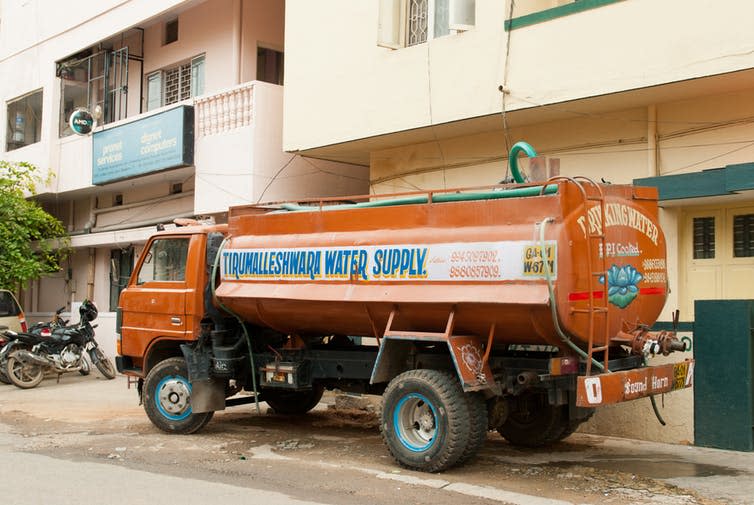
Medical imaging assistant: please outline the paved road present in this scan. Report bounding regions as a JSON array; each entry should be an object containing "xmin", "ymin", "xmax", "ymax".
[
  {"xmin": 0, "ymin": 443, "xmax": 334, "ymax": 505},
  {"xmin": 0, "ymin": 375, "xmax": 751, "ymax": 505}
]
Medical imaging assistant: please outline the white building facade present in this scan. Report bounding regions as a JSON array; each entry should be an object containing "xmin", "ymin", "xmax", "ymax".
[
  {"xmin": 283, "ymin": 0, "xmax": 754, "ymax": 443},
  {"xmin": 0, "ymin": 0, "xmax": 368, "ymax": 357}
]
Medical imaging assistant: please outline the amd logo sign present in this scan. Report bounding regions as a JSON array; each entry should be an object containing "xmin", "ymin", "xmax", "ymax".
[{"xmin": 69, "ymin": 108, "xmax": 94, "ymax": 135}]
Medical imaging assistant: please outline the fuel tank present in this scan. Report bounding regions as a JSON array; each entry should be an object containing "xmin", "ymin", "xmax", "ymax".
[{"xmin": 215, "ymin": 180, "xmax": 668, "ymax": 349}]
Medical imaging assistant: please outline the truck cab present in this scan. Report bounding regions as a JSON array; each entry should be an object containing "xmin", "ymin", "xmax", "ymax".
[{"xmin": 116, "ymin": 224, "xmax": 226, "ymax": 377}]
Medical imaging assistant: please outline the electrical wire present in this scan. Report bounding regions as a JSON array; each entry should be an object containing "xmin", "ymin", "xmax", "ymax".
[
  {"xmin": 500, "ymin": 0, "xmax": 516, "ymax": 182},
  {"xmin": 255, "ymin": 154, "xmax": 298, "ymax": 204},
  {"xmin": 423, "ymin": 32, "xmax": 449, "ymax": 190}
]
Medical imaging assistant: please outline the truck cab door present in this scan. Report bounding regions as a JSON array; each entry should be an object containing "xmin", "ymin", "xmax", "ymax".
[{"xmin": 120, "ymin": 236, "xmax": 193, "ymax": 360}]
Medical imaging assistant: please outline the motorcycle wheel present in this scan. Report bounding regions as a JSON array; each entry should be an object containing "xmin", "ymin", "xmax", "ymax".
[
  {"xmin": 91, "ymin": 347, "xmax": 116, "ymax": 379},
  {"xmin": 79, "ymin": 354, "xmax": 91, "ymax": 376},
  {"xmin": 6, "ymin": 351, "xmax": 44, "ymax": 389}
]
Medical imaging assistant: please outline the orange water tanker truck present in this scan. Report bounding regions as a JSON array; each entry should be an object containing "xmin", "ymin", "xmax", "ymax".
[{"xmin": 116, "ymin": 155, "xmax": 692, "ymax": 472}]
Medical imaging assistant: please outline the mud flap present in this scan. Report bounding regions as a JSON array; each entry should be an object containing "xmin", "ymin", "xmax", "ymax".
[
  {"xmin": 180, "ymin": 344, "xmax": 225, "ymax": 413},
  {"xmin": 447, "ymin": 335, "xmax": 497, "ymax": 393},
  {"xmin": 370, "ymin": 335, "xmax": 499, "ymax": 394},
  {"xmin": 190, "ymin": 378, "xmax": 226, "ymax": 413}
]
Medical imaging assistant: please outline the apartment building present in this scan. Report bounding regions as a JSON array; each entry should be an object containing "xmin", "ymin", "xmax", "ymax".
[
  {"xmin": 283, "ymin": 0, "xmax": 754, "ymax": 442},
  {"xmin": 0, "ymin": 0, "xmax": 368, "ymax": 356}
]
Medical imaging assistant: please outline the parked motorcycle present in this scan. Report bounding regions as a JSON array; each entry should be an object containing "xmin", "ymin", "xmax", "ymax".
[
  {"xmin": 1, "ymin": 300, "xmax": 116, "ymax": 389},
  {"xmin": 0, "ymin": 305, "xmax": 69, "ymax": 384},
  {"xmin": 0, "ymin": 330, "xmax": 10, "ymax": 384}
]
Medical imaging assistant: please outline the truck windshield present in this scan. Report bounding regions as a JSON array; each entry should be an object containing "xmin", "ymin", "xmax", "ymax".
[{"xmin": 137, "ymin": 238, "xmax": 190, "ymax": 284}]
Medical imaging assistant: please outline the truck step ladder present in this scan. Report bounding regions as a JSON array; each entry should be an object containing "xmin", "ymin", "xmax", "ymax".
[{"xmin": 548, "ymin": 176, "xmax": 611, "ymax": 375}]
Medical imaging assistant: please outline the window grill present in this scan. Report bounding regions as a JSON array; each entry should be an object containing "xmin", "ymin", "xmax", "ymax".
[
  {"xmin": 733, "ymin": 214, "xmax": 754, "ymax": 258},
  {"xmin": 164, "ymin": 62, "xmax": 192, "ymax": 106},
  {"xmin": 693, "ymin": 217, "xmax": 715, "ymax": 259},
  {"xmin": 408, "ymin": 0, "xmax": 428, "ymax": 46}
]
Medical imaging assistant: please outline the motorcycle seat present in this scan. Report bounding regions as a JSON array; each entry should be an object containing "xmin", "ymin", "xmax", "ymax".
[{"xmin": 49, "ymin": 327, "xmax": 79, "ymax": 342}]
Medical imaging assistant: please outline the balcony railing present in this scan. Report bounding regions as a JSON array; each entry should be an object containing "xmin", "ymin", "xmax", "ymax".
[{"xmin": 194, "ymin": 82, "xmax": 254, "ymax": 137}]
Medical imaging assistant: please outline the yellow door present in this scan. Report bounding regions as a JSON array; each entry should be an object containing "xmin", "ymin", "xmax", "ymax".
[{"xmin": 681, "ymin": 205, "xmax": 754, "ymax": 318}]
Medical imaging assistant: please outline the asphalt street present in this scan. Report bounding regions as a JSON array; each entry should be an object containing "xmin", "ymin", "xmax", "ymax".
[{"xmin": 0, "ymin": 374, "xmax": 752, "ymax": 505}]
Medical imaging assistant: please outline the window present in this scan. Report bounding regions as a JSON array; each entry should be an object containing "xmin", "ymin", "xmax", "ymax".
[
  {"xmin": 58, "ymin": 47, "xmax": 129, "ymax": 137},
  {"xmin": 733, "ymin": 214, "xmax": 754, "ymax": 258},
  {"xmin": 693, "ymin": 217, "xmax": 715, "ymax": 259},
  {"xmin": 110, "ymin": 248, "xmax": 134, "ymax": 311},
  {"xmin": 257, "ymin": 47, "xmax": 284, "ymax": 85},
  {"xmin": 378, "ymin": 0, "xmax": 475, "ymax": 49},
  {"xmin": 164, "ymin": 19, "xmax": 178, "ymax": 45},
  {"xmin": 146, "ymin": 55, "xmax": 205, "ymax": 112},
  {"xmin": 6, "ymin": 90, "xmax": 42, "ymax": 151},
  {"xmin": 137, "ymin": 238, "xmax": 189, "ymax": 284}
]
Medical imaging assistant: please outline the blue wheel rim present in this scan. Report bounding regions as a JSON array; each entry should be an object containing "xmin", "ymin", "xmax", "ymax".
[
  {"xmin": 393, "ymin": 392, "xmax": 438, "ymax": 452},
  {"xmin": 155, "ymin": 375, "xmax": 192, "ymax": 421}
]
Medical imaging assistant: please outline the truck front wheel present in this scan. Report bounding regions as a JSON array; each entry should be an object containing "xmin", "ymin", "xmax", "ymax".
[
  {"xmin": 143, "ymin": 357, "xmax": 214, "ymax": 434},
  {"xmin": 381, "ymin": 369, "xmax": 472, "ymax": 473}
]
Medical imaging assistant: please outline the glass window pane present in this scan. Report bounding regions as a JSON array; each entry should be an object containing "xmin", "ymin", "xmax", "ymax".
[
  {"xmin": 434, "ymin": 0, "xmax": 450, "ymax": 38},
  {"xmin": 6, "ymin": 90, "xmax": 43, "ymax": 150},
  {"xmin": 137, "ymin": 238, "xmax": 189, "ymax": 284},
  {"xmin": 191, "ymin": 55, "xmax": 205, "ymax": 96},
  {"xmin": 733, "ymin": 214, "xmax": 754, "ymax": 258},
  {"xmin": 256, "ymin": 48, "xmax": 283, "ymax": 85},
  {"xmin": 146, "ymin": 72, "xmax": 162, "ymax": 111},
  {"xmin": 693, "ymin": 217, "xmax": 715, "ymax": 259},
  {"xmin": 164, "ymin": 19, "xmax": 179, "ymax": 45}
]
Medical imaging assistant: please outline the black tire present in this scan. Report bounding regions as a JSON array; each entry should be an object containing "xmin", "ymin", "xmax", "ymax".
[
  {"xmin": 143, "ymin": 357, "xmax": 214, "ymax": 434},
  {"xmin": 79, "ymin": 354, "xmax": 91, "ymax": 376},
  {"xmin": 90, "ymin": 347, "xmax": 116, "ymax": 379},
  {"xmin": 6, "ymin": 351, "xmax": 44, "ymax": 389},
  {"xmin": 381, "ymin": 369, "xmax": 471, "ymax": 473},
  {"xmin": 263, "ymin": 384, "xmax": 325, "ymax": 415},
  {"xmin": 554, "ymin": 407, "xmax": 595, "ymax": 442},
  {"xmin": 496, "ymin": 392, "xmax": 566, "ymax": 447},
  {"xmin": 458, "ymin": 391, "xmax": 488, "ymax": 464}
]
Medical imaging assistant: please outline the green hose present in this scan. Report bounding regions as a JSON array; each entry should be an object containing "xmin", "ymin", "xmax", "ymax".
[
  {"xmin": 210, "ymin": 236, "xmax": 261, "ymax": 414},
  {"xmin": 277, "ymin": 184, "xmax": 558, "ymax": 213},
  {"xmin": 509, "ymin": 141, "xmax": 538, "ymax": 183}
]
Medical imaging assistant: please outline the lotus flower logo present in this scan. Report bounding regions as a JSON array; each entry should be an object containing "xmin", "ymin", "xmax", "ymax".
[{"xmin": 599, "ymin": 264, "xmax": 643, "ymax": 308}]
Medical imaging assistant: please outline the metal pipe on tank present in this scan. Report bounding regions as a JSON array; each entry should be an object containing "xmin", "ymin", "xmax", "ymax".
[{"xmin": 516, "ymin": 371, "xmax": 540, "ymax": 386}]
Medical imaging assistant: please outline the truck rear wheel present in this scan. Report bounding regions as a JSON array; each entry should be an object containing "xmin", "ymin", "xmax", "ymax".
[
  {"xmin": 496, "ymin": 392, "xmax": 566, "ymax": 447},
  {"xmin": 143, "ymin": 357, "xmax": 214, "ymax": 434},
  {"xmin": 458, "ymin": 391, "xmax": 488, "ymax": 464},
  {"xmin": 263, "ymin": 384, "xmax": 325, "ymax": 415},
  {"xmin": 381, "ymin": 369, "xmax": 472, "ymax": 473}
]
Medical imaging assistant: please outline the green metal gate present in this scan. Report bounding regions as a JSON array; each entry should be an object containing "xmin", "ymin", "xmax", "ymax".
[{"xmin": 694, "ymin": 299, "xmax": 754, "ymax": 451}]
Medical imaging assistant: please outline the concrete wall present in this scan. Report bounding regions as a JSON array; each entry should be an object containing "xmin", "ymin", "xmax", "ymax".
[
  {"xmin": 194, "ymin": 82, "xmax": 368, "ymax": 214},
  {"xmin": 0, "ymin": 0, "xmax": 193, "ymax": 177},
  {"xmin": 242, "ymin": 0, "xmax": 286, "ymax": 82},
  {"xmin": 284, "ymin": 0, "xmax": 754, "ymax": 152}
]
